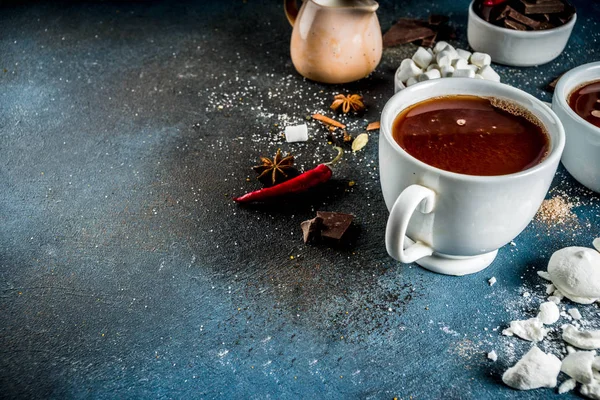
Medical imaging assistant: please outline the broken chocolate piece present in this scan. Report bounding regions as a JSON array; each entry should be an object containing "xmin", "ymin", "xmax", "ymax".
[
  {"xmin": 505, "ymin": 6, "xmax": 541, "ymax": 27},
  {"xmin": 383, "ymin": 15, "xmax": 455, "ymax": 48},
  {"xmin": 504, "ymin": 18, "xmax": 528, "ymax": 30},
  {"xmin": 420, "ymin": 33, "xmax": 437, "ymax": 48},
  {"xmin": 383, "ymin": 19, "xmax": 435, "ymax": 48},
  {"xmin": 536, "ymin": 21, "xmax": 555, "ymax": 30},
  {"xmin": 475, "ymin": 0, "xmax": 574, "ymax": 31},
  {"xmin": 300, "ymin": 216, "xmax": 323, "ymax": 243},
  {"xmin": 316, "ymin": 211, "xmax": 354, "ymax": 240},
  {"xmin": 518, "ymin": 0, "xmax": 564, "ymax": 15}
]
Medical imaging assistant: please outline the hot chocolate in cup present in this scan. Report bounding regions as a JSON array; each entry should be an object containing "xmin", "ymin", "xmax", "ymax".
[{"xmin": 379, "ymin": 78, "xmax": 565, "ymax": 276}]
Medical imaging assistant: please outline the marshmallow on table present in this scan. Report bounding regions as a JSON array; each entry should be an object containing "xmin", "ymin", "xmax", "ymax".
[
  {"xmin": 471, "ymin": 52, "xmax": 492, "ymax": 67},
  {"xmin": 285, "ymin": 124, "xmax": 308, "ymax": 142},
  {"xmin": 412, "ymin": 47, "xmax": 433, "ymax": 69},
  {"xmin": 478, "ymin": 65, "xmax": 501, "ymax": 82},
  {"xmin": 452, "ymin": 69, "xmax": 476, "ymax": 78}
]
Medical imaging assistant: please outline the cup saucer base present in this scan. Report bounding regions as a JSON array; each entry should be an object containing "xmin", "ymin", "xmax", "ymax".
[{"xmin": 414, "ymin": 248, "xmax": 498, "ymax": 276}]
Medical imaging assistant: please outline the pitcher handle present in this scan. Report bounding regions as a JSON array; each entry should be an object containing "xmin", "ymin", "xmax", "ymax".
[
  {"xmin": 385, "ymin": 184, "xmax": 436, "ymax": 263},
  {"xmin": 284, "ymin": 0, "xmax": 299, "ymax": 26}
]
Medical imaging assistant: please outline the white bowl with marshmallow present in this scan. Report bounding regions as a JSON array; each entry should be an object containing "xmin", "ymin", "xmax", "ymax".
[
  {"xmin": 467, "ymin": 1, "xmax": 576, "ymax": 67},
  {"xmin": 394, "ymin": 42, "xmax": 500, "ymax": 93}
]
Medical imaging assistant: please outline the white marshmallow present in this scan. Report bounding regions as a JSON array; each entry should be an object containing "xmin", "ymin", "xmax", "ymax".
[
  {"xmin": 433, "ymin": 41, "xmax": 449, "ymax": 54},
  {"xmin": 406, "ymin": 76, "xmax": 418, "ymax": 87},
  {"xmin": 394, "ymin": 78, "xmax": 406, "ymax": 93},
  {"xmin": 471, "ymin": 52, "xmax": 492, "ymax": 67},
  {"xmin": 452, "ymin": 69, "xmax": 476, "ymax": 78},
  {"xmin": 400, "ymin": 58, "xmax": 415, "ymax": 70},
  {"xmin": 426, "ymin": 48, "xmax": 434, "ymax": 56},
  {"xmin": 436, "ymin": 50, "xmax": 456, "ymax": 67},
  {"xmin": 440, "ymin": 45, "xmax": 458, "ymax": 60},
  {"xmin": 456, "ymin": 48, "xmax": 472, "ymax": 60},
  {"xmin": 478, "ymin": 65, "xmax": 501, "ymax": 82},
  {"xmin": 412, "ymin": 47, "xmax": 433, "ymax": 69},
  {"xmin": 418, "ymin": 69, "xmax": 442, "ymax": 82},
  {"xmin": 452, "ymin": 58, "xmax": 469, "ymax": 69},
  {"xmin": 467, "ymin": 64, "xmax": 479, "ymax": 72},
  {"xmin": 440, "ymin": 65, "xmax": 454, "ymax": 77},
  {"xmin": 426, "ymin": 63, "xmax": 440, "ymax": 72},
  {"xmin": 396, "ymin": 61, "xmax": 422, "ymax": 83},
  {"xmin": 475, "ymin": 74, "xmax": 485, "ymax": 79},
  {"xmin": 284, "ymin": 124, "xmax": 308, "ymax": 142}
]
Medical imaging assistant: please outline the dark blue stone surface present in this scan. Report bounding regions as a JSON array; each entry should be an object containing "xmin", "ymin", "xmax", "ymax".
[{"xmin": 1, "ymin": 1, "xmax": 599, "ymax": 399}]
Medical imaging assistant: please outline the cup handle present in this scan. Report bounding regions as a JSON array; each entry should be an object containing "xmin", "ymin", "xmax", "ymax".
[
  {"xmin": 386, "ymin": 184, "xmax": 436, "ymax": 263},
  {"xmin": 284, "ymin": 0, "xmax": 298, "ymax": 26}
]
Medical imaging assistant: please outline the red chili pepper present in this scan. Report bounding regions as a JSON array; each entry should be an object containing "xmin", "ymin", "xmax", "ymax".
[
  {"xmin": 483, "ymin": 0, "xmax": 507, "ymax": 5},
  {"xmin": 234, "ymin": 147, "xmax": 343, "ymax": 203}
]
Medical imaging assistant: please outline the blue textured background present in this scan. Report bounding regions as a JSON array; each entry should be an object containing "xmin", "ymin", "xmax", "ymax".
[{"xmin": 1, "ymin": 0, "xmax": 599, "ymax": 398}]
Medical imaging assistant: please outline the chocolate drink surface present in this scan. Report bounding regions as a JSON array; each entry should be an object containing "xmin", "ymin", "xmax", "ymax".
[
  {"xmin": 568, "ymin": 80, "xmax": 600, "ymax": 129},
  {"xmin": 392, "ymin": 95, "xmax": 550, "ymax": 176}
]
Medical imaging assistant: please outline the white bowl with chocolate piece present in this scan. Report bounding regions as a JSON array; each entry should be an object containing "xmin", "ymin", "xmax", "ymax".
[
  {"xmin": 467, "ymin": 0, "xmax": 576, "ymax": 67},
  {"xmin": 552, "ymin": 61, "xmax": 600, "ymax": 193}
]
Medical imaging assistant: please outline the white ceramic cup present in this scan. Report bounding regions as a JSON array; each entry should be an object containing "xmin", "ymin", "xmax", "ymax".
[
  {"xmin": 380, "ymin": 78, "xmax": 565, "ymax": 275},
  {"xmin": 552, "ymin": 61, "xmax": 600, "ymax": 193},
  {"xmin": 467, "ymin": 1, "xmax": 576, "ymax": 67}
]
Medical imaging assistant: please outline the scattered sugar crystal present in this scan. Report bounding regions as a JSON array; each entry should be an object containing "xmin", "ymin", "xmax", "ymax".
[
  {"xmin": 488, "ymin": 277, "xmax": 497, "ymax": 286},
  {"xmin": 488, "ymin": 350, "xmax": 498, "ymax": 362}
]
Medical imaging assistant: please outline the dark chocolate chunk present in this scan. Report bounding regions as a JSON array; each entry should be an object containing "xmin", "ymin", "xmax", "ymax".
[
  {"xmin": 504, "ymin": 18, "xmax": 528, "ymax": 30},
  {"xmin": 300, "ymin": 216, "xmax": 323, "ymax": 243},
  {"xmin": 383, "ymin": 15, "xmax": 455, "ymax": 48},
  {"xmin": 518, "ymin": 0, "xmax": 564, "ymax": 15},
  {"xmin": 476, "ymin": 0, "xmax": 574, "ymax": 31},
  {"xmin": 507, "ymin": 7, "xmax": 541, "ymax": 28},
  {"xmin": 535, "ymin": 21, "xmax": 555, "ymax": 30},
  {"xmin": 383, "ymin": 19, "xmax": 435, "ymax": 48},
  {"xmin": 420, "ymin": 33, "xmax": 437, "ymax": 48},
  {"xmin": 496, "ymin": 5, "xmax": 512, "ymax": 20},
  {"xmin": 316, "ymin": 212, "xmax": 354, "ymax": 240}
]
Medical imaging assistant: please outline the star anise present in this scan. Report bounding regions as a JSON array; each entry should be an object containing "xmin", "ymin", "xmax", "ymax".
[
  {"xmin": 252, "ymin": 149, "xmax": 299, "ymax": 186},
  {"xmin": 330, "ymin": 94, "xmax": 365, "ymax": 114}
]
